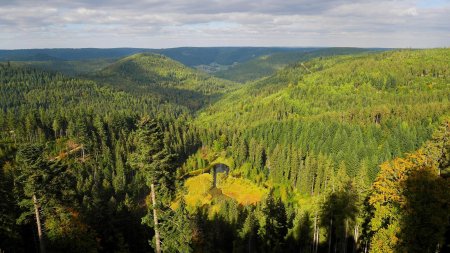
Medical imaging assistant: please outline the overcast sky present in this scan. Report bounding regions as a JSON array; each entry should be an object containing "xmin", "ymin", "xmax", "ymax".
[{"xmin": 0, "ymin": 0, "xmax": 449, "ymax": 49}]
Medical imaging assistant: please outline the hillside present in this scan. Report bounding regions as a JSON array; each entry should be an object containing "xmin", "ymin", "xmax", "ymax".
[
  {"xmin": 0, "ymin": 63, "xmax": 193, "ymax": 122},
  {"xmin": 92, "ymin": 53, "xmax": 238, "ymax": 110},
  {"xmin": 1, "ymin": 47, "xmax": 380, "ymax": 82},
  {"xmin": 0, "ymin": 63, "xmax": 201, "ymax": 252},
  {"xmin": 9, "ymin": 58, "xmax": 116, "ymax": 76},
  {"xmin": 212, "ymin": 47, "xmax": 384, "ymax": 82},
  {"xmin": 154, "ymin": 47, "xmax": 314, "ymax": 67},
  {"xmin": 199, "ymin": 49, "xmax": 449, "ymax": 126},
  {"xmin": 0, "ymin": 48, "xmax": 147, "ymax": 61},
  {"xmin": 1, "ymin": 48, "xmax": 449, "ymax": 253},
  {"xmin": 196, "ymin": 48, "xmax": 450, "ymax": 181}
]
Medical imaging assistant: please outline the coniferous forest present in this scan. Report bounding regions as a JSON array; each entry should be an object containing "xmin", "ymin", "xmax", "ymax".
[{"xmin": 0, "ymin": 47, "xmax": 449, "ymax": 253}]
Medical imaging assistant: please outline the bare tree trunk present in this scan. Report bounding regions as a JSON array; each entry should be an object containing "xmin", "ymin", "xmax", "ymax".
[
  {"xmin": 353, "ymin": 225, "xmax": 359, "ymax": 253},
  {"xmin": 328, "ymin": 218, "xmax": 333, "ymax": 253},
  {"xmin": 311, "ymin": 217, "xmax": 315, "ymax": 253},
  {"xmin": 151, "ymin": 183, "xmax": 161, "ymax": 253},
  {"xmin": 313, "ymin": 214, "xmax": 317, "ymax": 253},
  {"xmin": 33, "ymin": 194, "xmax": 45, "ymax": 253},
  {"xmin": 315, "ymin": 216, "xmax": 320, "ymax": 253}
]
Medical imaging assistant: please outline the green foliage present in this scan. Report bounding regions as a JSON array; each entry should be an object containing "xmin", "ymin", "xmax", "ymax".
[
  {"xmin": 259, "ymin": 190, "xmax": 289, "ymax": 252},
  {"xmin": 91, "ymin": 53, "xmax": 238, "ymax": 110},
  {"xmin": 158, "ymin": 198, "xmax": 193, "ymax": 253},
  {"xmin": 320, "ymin": 180, "xmax": 359, "ymax": 253},
  {"xmin": 197, "ymin": 48, "xmax": 449, "ymax": 197},
  {"xmin": 369, "ymin": 118, "xmax": 450, "ymax": 253},
  {"xmin": 129, "ymin": 116, "xmax": 176, "ymax": 197},
  {"xmin": 0, "ymin": 48, "xmax": 449, "ymax": 253},
  {"xmin": 129, "ymin": 116, "xmax": 188, "ymax": 252},
  {"xmin": 214, "ymin": 47, "xmax": 381, "ymax": 82},
  {"xmin": 11, "ymin": 58, "xmax": 117, "ymax": 76}
]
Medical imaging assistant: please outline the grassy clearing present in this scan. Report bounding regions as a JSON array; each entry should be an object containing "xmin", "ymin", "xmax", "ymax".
[
  {"xmin": 220, "ymin": 177, "xmax": 267, "ymax": 205},
  {"xmin": 184, "ymin": 173, "xmax": 213, "ymax": 209},
  {"xmin": 182, "ymin": 172, "xmax": 267, "ymax": 210}
]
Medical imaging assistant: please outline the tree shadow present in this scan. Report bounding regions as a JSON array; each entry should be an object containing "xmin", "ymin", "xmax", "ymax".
[
  {"xmin": 320, "ymin": 182, "xmax": 359, "ymax": 253},
  {"xmin": 285, "ymin": 211, "xmax": 314, "ymax": 253},
  {"xmin": 191, "ymin": 207, "xmax": 237, "ymax": 253},
  {"xmin": 400, "ymin": 168, "xmax": 450, "ymax": 253}
]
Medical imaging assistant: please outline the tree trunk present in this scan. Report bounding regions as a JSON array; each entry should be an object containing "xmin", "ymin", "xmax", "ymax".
[
  {"xmin": 313, "ymin": 214, "xmax": 317, "ymax": 253},
  {"xmin": 315, "ymin": 215, "xmax": 320, "ymax": 253},
  {"xmin": 353, "ymin": 225, "xmax": 359, "ymax": 253},
  {"xmin": 33, "ymin": 194, "xmax": 45, "ymax": 253},
  {"xmin": 151, "ymin": 183, "xmax": 161, "ymax": 253},
  {"xmin": 328, "ymin": 218, "xmax": 333, "ymax": 253}
]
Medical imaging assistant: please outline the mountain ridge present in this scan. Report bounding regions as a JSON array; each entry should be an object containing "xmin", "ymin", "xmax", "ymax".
[{"xmin": 90, "ymin": 52, "xmax": 238, "ymax": 111}]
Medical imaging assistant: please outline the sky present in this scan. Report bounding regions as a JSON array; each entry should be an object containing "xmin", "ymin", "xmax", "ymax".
[{"xmin": 0, "ymin": 0, "xmax": 449, "ymax": 49}]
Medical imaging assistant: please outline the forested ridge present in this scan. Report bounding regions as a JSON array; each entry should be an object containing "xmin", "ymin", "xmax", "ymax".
[
  {"xmin": 212, "ymin": 47, "xmax": 383, "ymax": 83},
  {"xmin": 89, "ymin": 53, "xmax": 237, "ymax": 110},
  {"xmin": 0, "ymin": 48, "xmax": 449, "ymax": 253}
]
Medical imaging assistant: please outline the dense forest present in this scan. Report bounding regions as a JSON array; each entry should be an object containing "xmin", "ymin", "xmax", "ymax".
[{"xmin": 0, "ymin": 47, "xmax": 449, "ymax": 253}]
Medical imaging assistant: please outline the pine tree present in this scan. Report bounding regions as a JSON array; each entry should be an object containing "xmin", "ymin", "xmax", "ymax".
[
  {"xmin": 320, "ymin": 180, "xmax": 359, "ymax": 253},
  {"xmin": 158, "ymin": 198, "xmax": 193, "ymax": 253},
  {"xmin": 16, "ymin": 144, "xmax": 47, "ymax": 253},
  {"xmin": 259, "ymin": 190, "xmax": 288, "ymax": 252},
  {"xmin": 128, "ymin": 116, "xmax": 177, "ymax": 253},
  {"xmin": 239, "ymin": 209, "xmax": 260, "ymax": 253}
]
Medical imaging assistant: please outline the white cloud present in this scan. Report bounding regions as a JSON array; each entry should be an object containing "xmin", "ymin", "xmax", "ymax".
[
  {"xmin": 398, "ymin": 7, "xmax": 419, "ymax": 16},
  {"xmin": 0, "ymin": 0, "xmax": 449, "ymax": 48}
]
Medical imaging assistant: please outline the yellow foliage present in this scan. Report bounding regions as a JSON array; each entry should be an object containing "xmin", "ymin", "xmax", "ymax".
[
  {"xmin": 220, "ymin": 177, "xmax": 266, "ymax": 205},
  {"xmin": 182, "ymin": 173, "xmax": 266, "ymax": 211},
  {"xmin": 370, "ymin": 151, "xmax": 433, "ymax": 207},
  {"xmin": 369, "ymin": 146, "xmax": 441, "ymax": 252},
  {"xmin": 184, "ymin": 173, "xmax": 213, "ymax": 208}
]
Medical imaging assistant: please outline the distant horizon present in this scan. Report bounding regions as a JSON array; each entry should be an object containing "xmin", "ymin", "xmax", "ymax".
[{"xmin": 2, "ymin": 45, "xmax": 445, "ymax": 51}]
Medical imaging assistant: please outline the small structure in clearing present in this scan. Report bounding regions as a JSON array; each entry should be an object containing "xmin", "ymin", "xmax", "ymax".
[{"xmin": 212, "ymin": 163, "xmax": 229, "ymax": 188}]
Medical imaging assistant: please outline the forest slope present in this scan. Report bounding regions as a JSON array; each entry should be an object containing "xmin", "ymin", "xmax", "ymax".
[
  {"xmin": 213, "ymin": 47, "xmax": 383, "ymax": 82},
  {"xmin": 0, "ymin": 63, "xmax": 200, "ymax": 252},
  {"xmin": 0, "ymin": 48, "xmax": 449, "ymax": 253},
  {"xmin": 196, "ymin": 48, "xmax": 450, "ymax": 182},
  {"xmin": 91, "ymin": 53, "xmax": 238, "ymax": 110}
]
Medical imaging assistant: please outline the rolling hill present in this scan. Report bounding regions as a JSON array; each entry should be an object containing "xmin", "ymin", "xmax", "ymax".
[
  {"xmin": 0, "ymin": 47, "xmax": 384, "ymax": 81},
  {"xmin": 90, "ymin": 53, "xmax": 238, "ymax": 110},
  {"xmin": 212, "ymin": 47, "xmax": 386, "ymax": 82},
  {"xmin": 0, "ymin": 48, "xmax": 147, "ymax": 61},
  {"xmin": 1, "ymin": 47, "xmax": 449, "ymax": 253},
  {"xmin": 11, "ymin": 58, "xmax": 117, "ymax": 76},
  {"xmin": 196, "ymin": 48, "xmax": 450, "ymax": 180}
]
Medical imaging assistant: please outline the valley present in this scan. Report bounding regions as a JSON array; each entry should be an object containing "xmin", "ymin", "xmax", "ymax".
[{"xmin": 0, "ymin": 47, "xmax": 449, "ymax": 253}]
